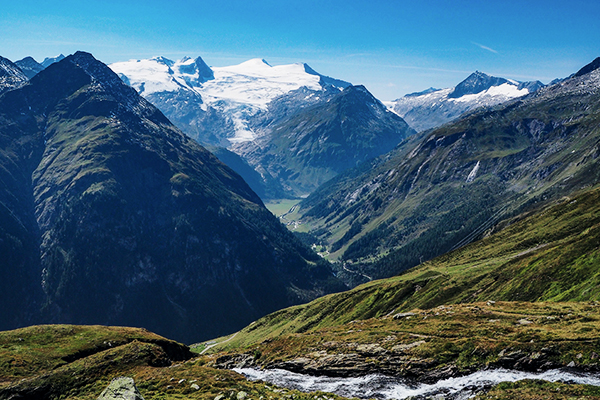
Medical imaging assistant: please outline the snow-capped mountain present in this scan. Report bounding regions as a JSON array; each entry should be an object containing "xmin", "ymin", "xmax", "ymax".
[
  {"xmin": 387, "ymin": 71, "xmax": 544, "ymax": 132},
  {"xmin": 41, "ymin": 54, "xmax": 65, "ymax": 68},
  {"xmin": 0, "ymin": 56, "xmax": 28, "ymax": 95},
  {"xmin": 110, "ymin": 56, "xmax": 350, "ymax": 145}
]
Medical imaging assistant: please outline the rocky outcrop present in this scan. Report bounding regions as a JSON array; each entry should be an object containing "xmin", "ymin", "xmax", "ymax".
[
  {"xmin": 97, "ymin": 377, "xmax": 144, "ymax": 400},
  {"xmin": 215, "ymin": 341, "xmax": 600, "ymax": 386}
]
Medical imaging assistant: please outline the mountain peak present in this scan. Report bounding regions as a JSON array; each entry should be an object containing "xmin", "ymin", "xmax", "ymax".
[
  {"xmin": 15, "ymin": 56, "xmax": 44, "ymax": 79},
  {"xmin": 574, "ymin": 57, "xmax": 600, "ymax": 77},
  {"xmin": 0, "ymin": 56, "xmax": 26, "ymax": 78},
  {"xmin": 448, "ymin": 71, "xmax": 509, "ymax": 98},
  {"xmin": 28, "ymin": 52, "xmax": 147, "ymax": 117},
  {"xmin": 240, "ymin": 58, "xmax": 272, "ymax": 68},
  {"xmin": 175, "ymin": 56, "xmax": 214, "ymax": 85},
  {"xmin": 150, "ymin": 56, "xmax": 175, "ymax": 67},
  {"xmin": 0, "ymin": 56, "xmax": 28, "ymax": 94},
  {"xmin": 302, "ymin": 63, "xmax": 351, "ymax": 89},
  {"xmin": 16, "ymin": 56, "xmax": 38, "ymax": 64},
  {"xmin": 41, "ymin": 54, "xmax": 65, "ymax": 68},
  {"xmin": 68, "ymin": 51, "xmax": 130, "ymax": 87}
]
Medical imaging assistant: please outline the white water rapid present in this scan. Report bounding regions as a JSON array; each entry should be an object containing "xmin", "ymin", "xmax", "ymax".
[{"xmin": 234, "ymin": 367, "xmax": 600, "ymax": 400}]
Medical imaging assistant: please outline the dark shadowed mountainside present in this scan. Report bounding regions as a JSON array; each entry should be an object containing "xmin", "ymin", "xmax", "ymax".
[{"xmin": 0, "ymin": 52, "xmax": 344, "ymax": 343}]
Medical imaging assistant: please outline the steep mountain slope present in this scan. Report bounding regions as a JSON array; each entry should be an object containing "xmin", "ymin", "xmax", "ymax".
[
  {"xmin": 0, "ymin": 52, "xmax": 344, "ymax": 343},
  {"xmin": 206, "ymin": 145, "xmax": 288, "ymax": 199},
  {"xmin": 208, "ymin": 184, "xmax": 600, "ymax": 382},
  {"xmin": 298, "ymin": 58, "xmax": 600, "ymax": 281},
  {"xmin": 0, "ymin": 56, "xmax": 28, "ymax": 95},
  {"xmin": 388, "ymin": 71, "xmax": 544, "ymax": 132},
  {"xmin": 14, "ymin": 56, "xmax": 44, "ymax": 79},
  {"xmin": 235, "ymin": 85, "xmax": 416, "ymax": 196}
]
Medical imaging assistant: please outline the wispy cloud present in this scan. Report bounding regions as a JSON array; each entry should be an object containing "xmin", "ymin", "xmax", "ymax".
[{"xmin": 472, "ymin": 42, "xmax": 499, "ymax": 54}]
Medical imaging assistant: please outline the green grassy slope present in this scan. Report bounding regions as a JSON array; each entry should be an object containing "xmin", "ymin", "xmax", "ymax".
[
  {"xmin": 296, "ymin": 61, "xmax": 600, "ymax": 281},
  {"xmin": 0, "ymin": 324, "xmax": 349, "ymax": 400},
  {"xmin": 210, "ymin": 183, "xmax": 600, "ymax": 350}
]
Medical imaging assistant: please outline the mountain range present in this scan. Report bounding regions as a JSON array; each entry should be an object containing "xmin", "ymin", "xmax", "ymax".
[
  {"xmin": 0, "ymin": 52, "xmax": 344, "ymax": 343},
  {"xmin": 296, "ymin": 57, "xmax": 600, "ymax": 284},
  {"xmin": 109, "ymin": 56, "xmax": 350, "ymax": 146},
  {"xmin": 387, "ymin": 71, "xmax": 545, "ymax": 132},
  {"xmin": 110, "ymin": 56, "xmax": 415, "ymax": 198},
  {"xmin": 1, "ymin": 51, "xmax": 599, "ymax": 400}
]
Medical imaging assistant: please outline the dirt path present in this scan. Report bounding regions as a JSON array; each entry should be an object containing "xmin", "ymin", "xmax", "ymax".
[{"xmin": 200, "ymin": 331, "xmax": 239, "ymax": 354}]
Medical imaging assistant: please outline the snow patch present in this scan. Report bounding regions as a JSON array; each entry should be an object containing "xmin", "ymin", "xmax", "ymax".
[
  {"xmin": 466, "ymin": 160, "xmax": 480, "ymax": 183},
  {"xmin": 452, "ymin": 82, "xmax": 528, "ymax": 103}
]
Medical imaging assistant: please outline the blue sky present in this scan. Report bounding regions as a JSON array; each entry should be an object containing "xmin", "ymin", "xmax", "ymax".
[{"xmin": 2, "ymin": 0, "xmax": 599, "ymax": 100}]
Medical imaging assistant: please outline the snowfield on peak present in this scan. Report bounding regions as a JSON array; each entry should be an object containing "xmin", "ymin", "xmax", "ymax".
[
  {"xmin": 387, "ymin": 74, "xmax": 542, "ymax": 132},
  {"xmin": 109, "ymin": 56, "xmax": 337, "ymax": 142},
  {"xmin": 206, "ymin": 59, "xmax": 322, "ymax": 107},
  {"xmin": 452, "ymin": 82, "xmax": 529, "ymax": 103},
  {"xmin": 110, "ymin": 58, "xmax": 193, "ymax": 95}
]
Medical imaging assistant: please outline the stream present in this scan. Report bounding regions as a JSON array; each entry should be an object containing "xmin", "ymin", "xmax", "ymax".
[{"xmin": 234, "ymin": 367, "xmax": 600, "ymax": 400}]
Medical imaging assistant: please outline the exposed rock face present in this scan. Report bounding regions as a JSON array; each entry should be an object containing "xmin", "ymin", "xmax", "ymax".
[
  {"xmin": 97, "ymin": 377, "xmax": 144, "ymax": 400},
  {"xmin": 215, "ymin": 343, "xmax": 596, "ymax": 386},
  {"xmin": 0, "ymin": 56, "xmax": 28, "ymax": 94}
]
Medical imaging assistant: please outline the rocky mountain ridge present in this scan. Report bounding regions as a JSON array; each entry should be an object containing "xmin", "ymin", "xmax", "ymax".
[
  {"xmin": 14, "ymin": 56, "xmax": 44, "ymax": 79},
  {"xmin": 388, "ymin": 71, "xmax": 545, "ymax": 132},
  {"xmin": 233, "ymin": 85, "xmax": 415, "ymax": 196},
  {"xmin": 0, "ymin": 51, "xmax": 344, "ymax": 343}
]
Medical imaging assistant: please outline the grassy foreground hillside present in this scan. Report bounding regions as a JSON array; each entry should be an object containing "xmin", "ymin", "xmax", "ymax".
[
  {"xmin": 0, "ymin": 325, "xmax": 349, "ymax": 400},
  {"xmin": 197, "ymin": 185, "xmax": 600, "ymax": 399},
  {"xmin": 2, "ymin": 188, "xmax": 600, "ymax": 399},
  {"xmin": 210, "ymin": 184, "xmax": 600, "ymax": 351}
]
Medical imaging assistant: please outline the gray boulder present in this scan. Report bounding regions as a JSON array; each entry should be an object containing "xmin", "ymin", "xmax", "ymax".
[{"xmin": 97, "ymin": 377, "xmax": 144, "ymax": 400}]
